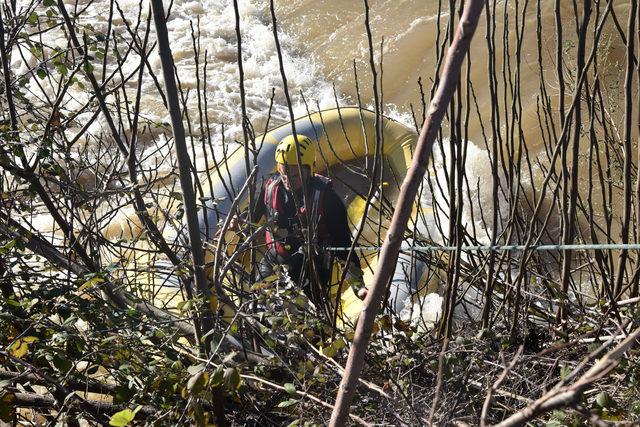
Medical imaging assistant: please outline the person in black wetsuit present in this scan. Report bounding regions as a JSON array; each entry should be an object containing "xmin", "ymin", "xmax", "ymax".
[{"xmin": 252, "ymin": 134, "xmax": 367, "ymax": 305}]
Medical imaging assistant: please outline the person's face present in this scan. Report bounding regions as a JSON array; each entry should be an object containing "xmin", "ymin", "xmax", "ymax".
[{"xmin": 277, "ymin": 163, "xmax": 310, "ymax": 191}]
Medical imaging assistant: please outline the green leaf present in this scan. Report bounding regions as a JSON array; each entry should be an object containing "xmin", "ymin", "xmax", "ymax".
[
  {"xmin": 52, "ymin": 354, "xmax": 72, "ymax": 372},
  {"xmin": 108, "ymin": 408, "xmax": 136, "ymax": 426},
  {"xmin": 209, "ymin": 366, "xmax": 224, "ymax": 388},
  {"xmin": 178, "ymin": 299, "xmax": 193, "ymax": 315},
  {"xmin": 187, "ymin": 364, "xmax": 205, "ymax": 375},
  {"xmin": 549, "ymin": 410, "xmax": 567, "ymax": 423},
  {"xmin": 55, "ymin": 63, "xmax": 68, "ymax": 77},
  {"xmin": 277, "ymin": 399, "xmax": 297, "ymax": 408},
  {"xmin": 251, "ymin": 281, "xmax": 273, "ymax": 291},
  {"xmin": 187, "ymin": 371, "xmax": 207, "ymax": 395},
  {"xmin": 192, "ymin": 403, "xmax": 205, "ymax": 426},
  {"xmin": 9, "ymin": 336, "xmax": 38, "ymax": 358},
  {"xmin": 559, "ymin": 366, "xmax": 572, "ymax": 380},
  {"xmin": 113, "ymin": 386, "xmax": 134, "ymax": 404},
  {"xmin": 27, "ymin": 12, "xmax": 38, "ymax": 25},
  {"xmin": 284, "ymin": 383, "xmax": 296, "ymax": 397},
  {"xmin": 595, "ymin": 391, "xmax": 615, "ymax": 409},
  {"xmin": 79, "ymin": 276, "xmax": 104, "ymax": 292},
  {"xmin": 83, "ymin": 61, "xmax": 94, "ymax": 75},
  {"xmin": 6, "ymin": 298, "xmax": 20, "ymax": 307},
  {"xmin": 71, "ymin": 336, "xmax": 85, "ymax": 354},
  {"xmin": 43, "ymin": 0, "xmax": 54, "ymax": 5},
  {"xmin": 265, "ymin": 274, "xmax": 279, "ymax": 283},
  {"xmin": 321, "ymin": 344, "xmax": 337, "ymax": 358},
  {"xmin": 223, "ymin": 367, "xmax": 241, "ymax": 391},
  {"xmin": 0, "ymin": 239, "xmax": 16, "ymax": 254}
]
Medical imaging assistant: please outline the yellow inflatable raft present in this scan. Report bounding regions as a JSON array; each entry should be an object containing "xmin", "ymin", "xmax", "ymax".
[{"xmin": 203, "ymin": 107, "xmax": 426, "ymax": 326}]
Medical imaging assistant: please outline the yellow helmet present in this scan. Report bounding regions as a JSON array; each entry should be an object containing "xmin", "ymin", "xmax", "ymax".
[{"xmin": 275, "ymin": 134, "xmax": 316, "ymax": 172}]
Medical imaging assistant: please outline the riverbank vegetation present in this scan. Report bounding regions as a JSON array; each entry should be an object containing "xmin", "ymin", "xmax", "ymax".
[{"xmin": 1, "ymin": 0, "xmax": 639, "ymax": 425}]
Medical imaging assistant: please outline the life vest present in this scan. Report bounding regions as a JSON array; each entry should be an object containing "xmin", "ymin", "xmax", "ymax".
[{"xmin": 263, "ymin": 174, "xmax": 331, "ymax": 257}]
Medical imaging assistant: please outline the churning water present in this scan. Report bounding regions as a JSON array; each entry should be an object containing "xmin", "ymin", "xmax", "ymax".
[{"xmin": 9, "ymin": 0, "xmax": 634, "ymax": 320}]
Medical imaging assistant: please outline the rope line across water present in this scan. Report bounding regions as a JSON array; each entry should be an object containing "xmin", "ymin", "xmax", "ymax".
[{"xmin": 324, "ymin": 243, "xmax": 640, "ymax": 252}]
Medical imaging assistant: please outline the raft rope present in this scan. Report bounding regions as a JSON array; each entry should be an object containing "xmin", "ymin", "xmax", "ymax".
[{"xmin": 325, "ymin": 243, "xmax": 640, "ymax": 252}]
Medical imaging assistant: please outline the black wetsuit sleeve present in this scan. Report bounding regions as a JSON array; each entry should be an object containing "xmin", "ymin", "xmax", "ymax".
[
  {"xmin": 251, "ymin": 181, "xmax": 266, "ymax": 223},
  {"xmin": 324, "ymin": 189, "xmax": 361, "ymax": 267}
]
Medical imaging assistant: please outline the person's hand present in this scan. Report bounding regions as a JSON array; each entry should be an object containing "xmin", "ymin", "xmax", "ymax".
[{"xmin": 345, "ymin": 262, "xmax": 367, "ymax": 300}]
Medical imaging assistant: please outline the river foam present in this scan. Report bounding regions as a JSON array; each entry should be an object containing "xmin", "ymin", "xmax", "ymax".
[{"xmin": 12, "ymin": 0, "xmax": 347, "ymax": 178}]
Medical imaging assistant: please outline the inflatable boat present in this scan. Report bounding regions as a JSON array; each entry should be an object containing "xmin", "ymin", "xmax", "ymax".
[{"xmin": 203, "ymin": 107, "xmax": 430, "ymax": 325}]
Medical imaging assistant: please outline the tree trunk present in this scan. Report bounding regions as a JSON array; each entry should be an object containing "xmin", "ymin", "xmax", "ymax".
[{"xmin": 149, "ymin": 0, "xmax": 215, "ymax": 351}]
